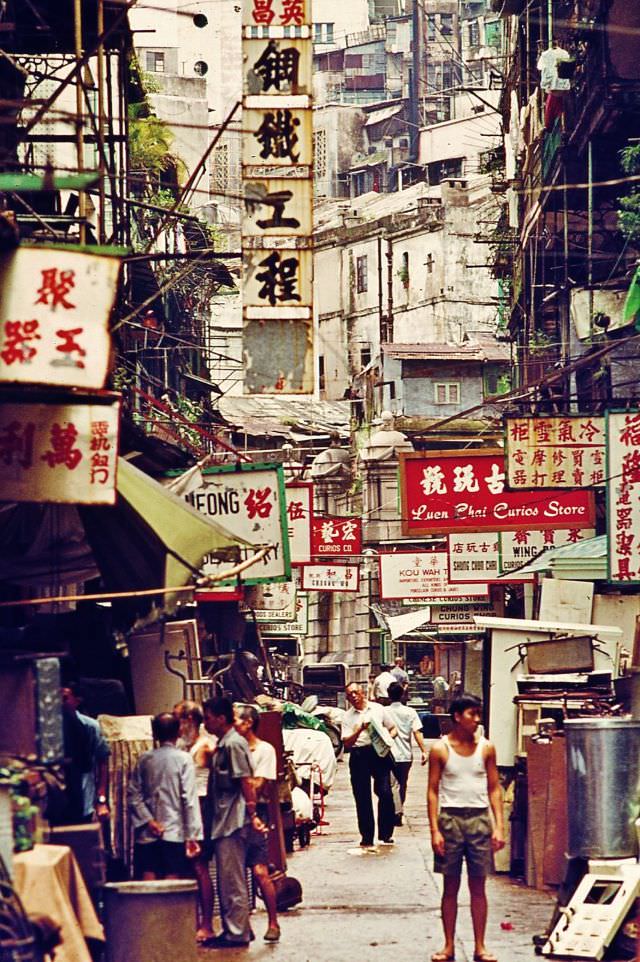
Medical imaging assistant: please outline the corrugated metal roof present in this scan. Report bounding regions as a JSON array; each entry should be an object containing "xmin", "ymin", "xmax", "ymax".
[
  {"xmin": 365, "ymin": 104, "xmax": 403, "ymax": 126},
  {"xmin": 382, "ymin": 340, "xmax": 511, "ymax": 362},
  {"xmin": 217, "ymin": 397, "xmax": 351, "ymax": 439}
]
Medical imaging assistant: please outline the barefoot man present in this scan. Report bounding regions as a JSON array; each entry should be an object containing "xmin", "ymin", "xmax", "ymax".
[{"xmin": 427, "ymin": 695, "xmax": 504, "ymax": 962}]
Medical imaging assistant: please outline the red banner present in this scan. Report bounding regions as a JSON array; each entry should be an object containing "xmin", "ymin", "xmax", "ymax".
[
  {"xmin": 311, "ymin": 516, "xmax": 362, "ymax": 557},
  {"xmin": 400, "ymin": 450, "xmax": 596, "ymax": 535}
]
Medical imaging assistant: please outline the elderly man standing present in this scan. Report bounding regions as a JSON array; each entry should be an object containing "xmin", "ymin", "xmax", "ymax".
[
  {"xmin": 203, "ymin": 696, "xmax": 262, "ymax": 949},
  {"xmin": 128, "ymin": 712, "xmax": 202, "ymax": 880},
  {"xmin": 341, "ymin": 681, "xmax": 397, "ymax": 850}
]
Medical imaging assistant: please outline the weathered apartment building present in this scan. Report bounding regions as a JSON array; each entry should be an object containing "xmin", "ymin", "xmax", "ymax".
[{"xmin": 496, "ymin": 0, "xmax": 640, "ymax": 410}]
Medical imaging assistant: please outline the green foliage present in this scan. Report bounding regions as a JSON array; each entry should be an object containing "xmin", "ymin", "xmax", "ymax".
[
  {"xmin": 618, "ymin": 144, "xmax": 640, "ymax": 244},
  {"xmin": 528, "ymin": 329, "xmax": 554, "ymax": 354},
  {"xmin": 129, "ymin": 113, "xmax": 178, "ymax": 177}
]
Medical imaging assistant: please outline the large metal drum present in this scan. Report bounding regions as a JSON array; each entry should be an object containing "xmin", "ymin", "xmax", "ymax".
[
  {"xmin": 103, "ymin": 880, "xmax": 198, "ymax": 962},
  {"xmin": 565, "ymin": 718, "xmax": 640, "ymax": 858}
]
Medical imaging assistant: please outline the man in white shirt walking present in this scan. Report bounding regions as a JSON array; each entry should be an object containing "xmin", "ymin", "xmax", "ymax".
[
  {"xmin": 372, "ymin": 664, "xmax": 396, "ymax": 704},
  {"xmin": 341, "ymin": 681, "xmax": 397, "ymax": 849},
  {"xmin": 386, "ymin": 681, "xmax": 427, "ymax": 825},
  {"xmin": 427, "ymin": 695, "xmax": 504, "ymax": 962}
]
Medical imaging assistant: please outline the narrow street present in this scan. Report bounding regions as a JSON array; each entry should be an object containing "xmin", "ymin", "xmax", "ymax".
[{"xmin": 199, "ymin": 748, "xmax": 554, "ymax": 962}]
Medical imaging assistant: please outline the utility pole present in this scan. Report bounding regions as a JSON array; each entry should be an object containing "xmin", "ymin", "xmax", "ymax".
[
  {"xmin": 74, "ymin": 0, "xmax": 86, "ymax": 245},
  {"xmin": 410, "ymin": 0, "xmax": 422, "ymax": 163}
]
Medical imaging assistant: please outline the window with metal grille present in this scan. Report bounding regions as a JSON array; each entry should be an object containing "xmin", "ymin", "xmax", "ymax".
[
  {"xmin": 146, "ymin": 51, "xmax": 165, "ymax": 73},
  {"xmin": 211, "ymin": 143, "xmax": 229, "ymax": 193},
  {"xmin": 356, "ymin": 255, "xmax": 368, "ymax": 293},
  {"xmin": 313, "ymin": 128, "xmax": 327, "ymax": 181},
  {"xmin": 434, "ymin": 382, "xmax": 460, "ymax": 404}
]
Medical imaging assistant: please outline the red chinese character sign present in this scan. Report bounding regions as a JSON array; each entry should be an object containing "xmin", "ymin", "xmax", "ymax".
[
  {"xmin": 505, "ymin": 416, "xmax": 606, "ymax": 489},
  {"xmin": 311, "ymin": 516, "xmax": 362, "ymax": 557},
  {"xmin": 0, "ymin": 398, "xmax": 119, "ymax": 504},
  {"xmin": 0, "ymin": 247, "xmax": 121, "ymax": 389},
  {"xmin": 285, "ymin": 481, "xmax": 312, "ymax": 564},
  {"xmin": 399, "ymin": 450, "xmax": 596, "ymax": 535},
  {"xmin": 243, "ymin": 0, "xmax": 310, "ymax": 26},
  {"xmin": 184, "ymin": 463, "xmax": 290, "ymax": 584},
  {"xmin": 379, "ymin": 552, "xmax": 489, "ymax": 601},
  {"xmin": 607, "ymin": 411, "xmax": 640, "ymax": 584}
]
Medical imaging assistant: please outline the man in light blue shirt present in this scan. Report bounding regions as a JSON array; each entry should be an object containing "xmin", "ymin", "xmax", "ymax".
[
  {"xmin": 128, "ymin": 712, "xmax": 202, "ymax": 879},
  {"xmin": 386, "ymin": 681, "xmax": 428, "ymax": 825}
]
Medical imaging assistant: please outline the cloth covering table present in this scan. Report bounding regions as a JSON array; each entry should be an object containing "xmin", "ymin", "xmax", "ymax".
[{"xmin": 13, "ymin": 843, "xmax": 104, "ymax": 962}]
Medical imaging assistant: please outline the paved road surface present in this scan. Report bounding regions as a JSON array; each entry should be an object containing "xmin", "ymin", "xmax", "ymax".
[{"xmin": 198, "ymin": 744, "xmax": 557, "ymax": 961}]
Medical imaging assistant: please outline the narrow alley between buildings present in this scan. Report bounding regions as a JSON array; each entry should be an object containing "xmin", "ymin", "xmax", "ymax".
[{"xmin": 198, "ymin": 747, "xmax": 554, "ymax": 962}]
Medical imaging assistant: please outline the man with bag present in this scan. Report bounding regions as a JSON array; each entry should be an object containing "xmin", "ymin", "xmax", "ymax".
[{"xmin": 341, "ymin": 681, "xmax": 398, "ymax": 850}]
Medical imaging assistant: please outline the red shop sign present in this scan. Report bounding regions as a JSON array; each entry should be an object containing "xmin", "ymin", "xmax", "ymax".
[
  {"xmin": 399, "ymin": 449, "xmax": 596, "ymax": 535},
  {"xmin": 311, "ymin": 516, "xmax": 362, "ymax": 557}
]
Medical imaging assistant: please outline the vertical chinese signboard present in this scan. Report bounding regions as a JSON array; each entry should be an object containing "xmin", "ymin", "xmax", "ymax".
[
  {"xmin": 607, "ymin": 411, "xmax": 640, "ymax": 584},
  {"xmin": 242, "ymin": 0, "xmax": 314, "ymax": 393},
  {"xmin": 285, "ymin": 481, "xmax": 313, "ymax": 564},
  {"xmin": 0, "ymin": 247, "xmax": 121, "ymax": 389},
  {"xmin": 0, "ymin": 397, "xmax": 120, "ymax": 504},
  {"xmin": 505, "ymin": 416, "xmax": 606, "ymax": 489}
]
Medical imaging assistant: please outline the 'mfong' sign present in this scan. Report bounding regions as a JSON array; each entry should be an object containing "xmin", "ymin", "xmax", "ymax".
[{"xmin": 184, "ymin": 462, "xmax": 291, "ymax": 584}]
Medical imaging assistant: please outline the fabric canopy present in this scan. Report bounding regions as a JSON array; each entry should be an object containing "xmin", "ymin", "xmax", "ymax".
[
  {"xmin": 385, "ymin": 607, "xmax": 434, "ymax": 640},
  {"xmin": 80, "ymin": 458, "xmax": 253, "ymax": 609},
  {"xmin": 0, "ymin": 459, "xmax": 251, "ymax": 621}
]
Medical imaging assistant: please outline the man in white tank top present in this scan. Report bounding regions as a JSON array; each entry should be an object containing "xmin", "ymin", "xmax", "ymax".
[{"xmin": 427, "ymin": 695, "xmax": 504, "ymax": 962}]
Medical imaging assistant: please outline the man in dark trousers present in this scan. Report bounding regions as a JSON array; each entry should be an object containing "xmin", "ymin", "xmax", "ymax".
[
  {"xmin": 428, "ymin": 694, "xmax": 505, "ymax": 962},
  {"xmin": 128, "ymin": 712, "xmax": 202, "ymax": 880},
  {"xmin": 341, "ymin": 681, "xmax": 397, "ymax": 850},
  {"xmin": 203, "ymin": 696, "xmax": 262, "ymax": 949}
]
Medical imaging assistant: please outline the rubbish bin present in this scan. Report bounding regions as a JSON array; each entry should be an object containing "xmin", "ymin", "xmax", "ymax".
[
  {"xmin": 103, "ymin": 880, "xmax": 198, "ymax": 962},
  {"xmin": 565, "ymin": 717, "xmax": 640, "ymax": 858}
]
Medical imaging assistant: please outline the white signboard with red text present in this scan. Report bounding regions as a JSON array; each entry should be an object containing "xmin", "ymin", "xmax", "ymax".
[
  {"xmin": 0, "ymin": 247, "xmax": 121, "ymax": 389},
  {"xmin": 285, "ymin": 481, "xmax": 312, "ymax": 564},
  {"xmin": 379, "ymin": 552, "xmax": 489, "ymax": 601},
  {"xmin": 607, "ymin": 411, "xmax": 640, "ymax": 584},
  {"xmin": 0, "ymin": 398, "xmax": 119, "ymax": 503},
  {"xmin": 301, "ymin": 564, "xmax": 360, "ymax": 592},
  {"xmin": 400, "ymin": 450, "xmax": 596, "ymax": 535},
  {"xmin": 185, "ymin": 463, "xmax": 290, "ymax": 584},
  {"xmin": 311, "ymin": 516, "xmax": 362, "ymax": 557},
  {"xmin": 243, "ymin": 0, "xmax": 310, "ymax": 27},
  {"xmin": 505, "ymin": 416, "xmax": 605, "ymax": 489}
]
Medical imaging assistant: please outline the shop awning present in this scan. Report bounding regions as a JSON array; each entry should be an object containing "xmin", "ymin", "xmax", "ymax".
[
  {"xmin": 80, "ymin": 458, "xmax": 254, "ymax": 615},
  {"xmin": 386, "ymin": 607, "xmax": 433, "ymax": 640}
]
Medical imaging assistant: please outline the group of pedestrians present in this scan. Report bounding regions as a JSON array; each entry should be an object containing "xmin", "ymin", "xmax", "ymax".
[
  {"xmin": 127, "ymin": 696, "xmax": 281, "ymax": 949},
  {"xmin": 342, "ymin": 667, "xmax": 505, "ymax": 962}
]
